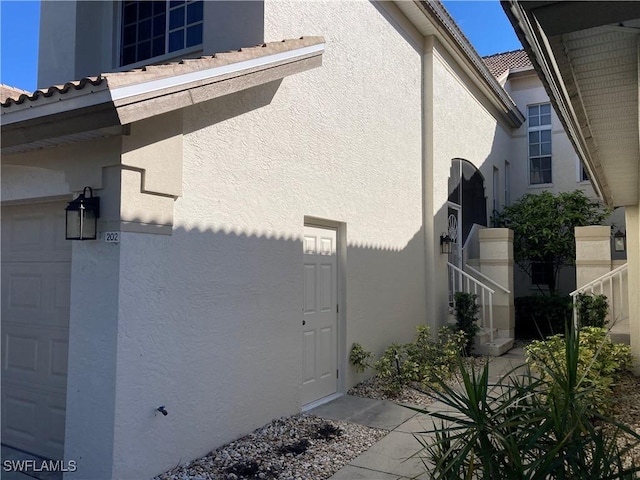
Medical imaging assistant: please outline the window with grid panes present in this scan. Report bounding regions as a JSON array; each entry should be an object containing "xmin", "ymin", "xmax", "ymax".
[
  {"xmin": 528, "ymin": 103, "xmax": 552, "ymax": 185},
  {"xmin": 120, "ymin": 1, "xmax": 203, "ymax": 67}
]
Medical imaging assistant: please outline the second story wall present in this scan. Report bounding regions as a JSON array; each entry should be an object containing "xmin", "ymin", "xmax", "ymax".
[
  {"xmin": 507, "ymin": 70, "xmax": 591, "ymax": 202},
  {"xmin": 38, "ymin": 1, "xmax": 264, "ymax": 88}
]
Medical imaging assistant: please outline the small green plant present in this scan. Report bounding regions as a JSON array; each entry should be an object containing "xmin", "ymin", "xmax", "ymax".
[
  {"xmin": 349, "ymin": 343, "xmax": 373, "ymax": 373},
  {"xmin": 419, "ymin": 326, "xmax": 640, "ymax": 479},
  {"xmin": 525, "ymin": 326, "xmax": 631, "ymax": 413},
  {"xmin": 454, "ymin": 292, "xmax": 479, "ymax": 354},
  {"xmin": 373, "ymin": 342, "xmax": 410, "ymax": 396},
  {"xmin": 576, "ymin": 293, "xmax": 609, "ymax": 328}
]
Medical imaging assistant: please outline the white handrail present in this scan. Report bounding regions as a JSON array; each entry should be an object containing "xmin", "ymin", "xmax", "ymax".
[
  {"xmin": 464, "ymin": 264, "xmax": 511, "ymax": 294},
  {"xmin": 447, "ymin": 262, "xmax": 495, "ymax": 342},
  {"xmin": 570, "ymin": 263, "xmax": 628, "ymax": 328},
  {"xmin": 569, "ymin": 262, "xmax": 628, "ymax": 296}
]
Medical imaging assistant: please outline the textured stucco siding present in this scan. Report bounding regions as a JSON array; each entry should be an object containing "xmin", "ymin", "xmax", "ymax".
[
  {"xmin": 427, "ymin": 41, "xmax": 512, "ymax": 325},
  {"xmin": 109, "ymin": 2, "xmax": 424, "ymax": 477}
]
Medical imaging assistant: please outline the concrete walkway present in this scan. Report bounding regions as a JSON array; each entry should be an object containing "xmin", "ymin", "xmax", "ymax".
[{"xmin": 310, "ymin": 348, "xmax": 526, "ymax": 480}]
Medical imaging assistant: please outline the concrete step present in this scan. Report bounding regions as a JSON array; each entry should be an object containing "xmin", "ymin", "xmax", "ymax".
[{"xmin": 474, "ymin": 337, "xmax": 514, "ymax": 357}]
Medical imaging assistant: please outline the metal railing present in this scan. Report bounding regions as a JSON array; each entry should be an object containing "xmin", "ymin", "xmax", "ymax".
[
  {"xmin": 570, "ymin": 263, "xmax": 628, "ymax": 328},
  {"xmin": 448, "ymin": 261, "xmax": 495, "ymax": 342}
]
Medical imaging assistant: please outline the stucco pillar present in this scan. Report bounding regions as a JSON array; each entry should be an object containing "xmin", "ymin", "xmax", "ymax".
[
  {"xmin": 575, "ymin": 225, "xmax": 611, "ymax": 289},
  {"xmin": 625, "ymin": 206, "xmax": 640, "ymax": 374},
  {"xmin": 478, "ymin": 228, "xmax": 514, "ymax": 338}
]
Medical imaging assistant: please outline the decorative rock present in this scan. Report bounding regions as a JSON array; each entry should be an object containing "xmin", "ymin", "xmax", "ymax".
[{"xmin": 153, "ymin": 414, "xmax": 386, "ymax": 480}]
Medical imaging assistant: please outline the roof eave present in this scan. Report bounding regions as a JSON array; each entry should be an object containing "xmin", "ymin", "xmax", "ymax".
[
  {"xmin": 398, "ymin": 0, "xmax": 525, "ymax": 128},
  {"xmin": 2, "ymin": 40, "xmax": 325, "ymax": 154},
  {"xmin": 502, "ymin": 0, "xmax": 614, "ymax": 206}
]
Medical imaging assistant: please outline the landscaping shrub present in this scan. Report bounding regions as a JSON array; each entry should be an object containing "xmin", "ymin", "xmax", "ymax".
[
  {"xmin": 349, "ymin": 343, "xmax": 374, "ymax": 373},
  {"xmin": 419, "ymin": 326, "xmax": 640, "ymax": 479},
  {"xmin": 525, "ymin": 326, "xmax": 631, "ymax": 413},
  {"xmin": 453, "ymin": 292, "xmax": 479, "ymax": 354},
  {"xmin": 576, "ymin": 292, "xmax": 609, "ymax": 328},
  {"xmin": 514, "ymin": 295, "xmax": 572, "ymax": 339},
  {"xmin": 372, "ymin": 326, "xmax": 466, "ymax": 396}
]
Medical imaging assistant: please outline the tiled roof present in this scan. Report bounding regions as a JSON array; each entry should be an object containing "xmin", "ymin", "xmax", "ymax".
[
  {"xmin": 482, "ymin": 49, "xmax": 532, "ymax": 78},
  {"xmin": 0, "ymin": 84, "xmax": 32, "ymax": 103},
  {"xmin": 1, "ymin": 37, "xmax": 323, "ymax": 108}
]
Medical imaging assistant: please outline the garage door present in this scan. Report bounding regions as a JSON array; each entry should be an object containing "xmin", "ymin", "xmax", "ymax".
[{"xmin": 1, "ymin": 201, "xmax": 71, "ymax": 460}]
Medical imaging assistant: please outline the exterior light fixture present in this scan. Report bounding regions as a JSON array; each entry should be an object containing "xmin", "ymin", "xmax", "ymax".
[
  {"xmin": 440, "ymin": 233, "xmax": 453, "ymax": 255},
  {"xmin": 65, "ymin": 187, "xmax": 100, "ymax": 240},
  {"xmin": 613, "ymin": 229, "xmax": 626, "ymax": 252}
]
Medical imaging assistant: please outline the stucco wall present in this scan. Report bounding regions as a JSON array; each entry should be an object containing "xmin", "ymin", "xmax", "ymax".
[
  {"xmin": 426, "ymin": 39, "xmax": 513, "ymax": 327},
  {"xmin": 108, "ymin": 1, "xmax": 425, "ymax": 477}
]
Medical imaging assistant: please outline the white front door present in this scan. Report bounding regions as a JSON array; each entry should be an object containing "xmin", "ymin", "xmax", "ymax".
[
  {"xmin": 301, "ymin": 225, "xmax": 338, "ymax": 405},
  {"xmin": 1, "ymin": 202, "xmax": 71, "ymax": 459}
]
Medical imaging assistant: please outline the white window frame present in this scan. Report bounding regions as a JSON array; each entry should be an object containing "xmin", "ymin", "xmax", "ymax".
[
  {"xmin": 118, "ymin": 0, "xmax": 204, "ymax": 68},
  {"xmin": 492, "ymin": 166, "xmax": 500, "ymax": 214},
  {"xmin": 504, "ymin": 160, "xmax": 510, "ymax": 206},
  {"xmin": 527, "ymin": 103, "xmax": 553, "ymax": 187},
  {"xmin": 576, "ymin": 156, "xmax": 590, "ymax": 183}
]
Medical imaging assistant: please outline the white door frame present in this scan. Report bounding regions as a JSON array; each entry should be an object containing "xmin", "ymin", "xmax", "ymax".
[{"xmin": 302, "ymin": 217, "xmax": 346, "ymax": 404}]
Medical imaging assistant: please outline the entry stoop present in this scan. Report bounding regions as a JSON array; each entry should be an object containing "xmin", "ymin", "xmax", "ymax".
[{"xmin": 474, "ymin": 328, "xmax": 514, "ymax": 356}]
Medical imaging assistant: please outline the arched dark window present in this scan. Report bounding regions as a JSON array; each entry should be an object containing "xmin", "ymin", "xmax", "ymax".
[{"xmin": 448, "ymin": 159, "xmax": 487, "ymax": 245}]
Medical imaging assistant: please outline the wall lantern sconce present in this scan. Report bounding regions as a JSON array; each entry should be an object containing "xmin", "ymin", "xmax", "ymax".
[
  {"xmin": 65, "ymin": 187, "xmax": 100, "ymax": 240},
  {"xmin": 613, "ymin": 229, "xmax": 626, "ymax": 252},
  {"xmin": 440, "ymin": 233, "xmax": 453, "ymax": 255}
]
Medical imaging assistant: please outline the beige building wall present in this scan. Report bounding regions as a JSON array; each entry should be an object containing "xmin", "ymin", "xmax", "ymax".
[
  {"xmin": 505, "ymin": 69, "xmax": 625, "ymax": 297},
  {"xmin": 427, "ymin": 39, "xmax": 514, "ymax": 328},
  {"xmin": 107, "ymin": 1, "xmax": 426, "ymax": 477},
  {"xmin": 37, "ymin": 1, "xmax": 264, "ymax": 88}
]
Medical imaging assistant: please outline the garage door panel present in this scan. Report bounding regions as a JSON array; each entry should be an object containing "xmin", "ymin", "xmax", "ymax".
[
  {"xmin": 3, "ymin": 324, "xmax": 68, "ymax": 389},
  {"xmin": 1, "ymin": 385, "xmax": 66, "ymax": 459},
  {"xmin": 4, "ymin": 330, "xmax": 39, "ymax": 374},
  {"xmin": 2, "ymin": 264, "xmax": 70, "ymax": 327},
  {"xmin": 1, "ymin": 204, "xmax": 71, "ymax": 263},
  {"xmin": 2, "ymin": 391, "xmax": 38, "ymax": 442},
  {"xmin": 1, "ymin": 201, "xmax": 70, "ymax": 460}
]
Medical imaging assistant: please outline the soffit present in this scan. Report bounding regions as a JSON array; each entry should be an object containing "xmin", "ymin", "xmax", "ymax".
[
  {"xmin": 505, "ymin": 1, "xmax": 640, "ymax": 207},
  {"xmin": 551, "ymin": 26, "xmax": 639, "ymax": 206}
]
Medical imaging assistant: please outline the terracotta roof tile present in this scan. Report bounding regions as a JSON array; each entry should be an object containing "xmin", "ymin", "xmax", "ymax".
[
  {"xmin": 1, "ymin": 37, "xmax": 323, "ymax": 108},
  {"xmin": 1, "ymin": 84, "xmax": 32, "ymax": 103},
  {"xmin": 482, "ymin": 49, "xmax": 532, "ymax": 78}
]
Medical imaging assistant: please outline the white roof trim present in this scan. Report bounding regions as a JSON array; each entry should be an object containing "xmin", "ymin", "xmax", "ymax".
[
  {"xmin": 110, "ymin": 43, "xmax": 326, "ymax": 101},
  {"xmin": 2, "ymin": 42, "xmax": 326, "ymax": 126}
]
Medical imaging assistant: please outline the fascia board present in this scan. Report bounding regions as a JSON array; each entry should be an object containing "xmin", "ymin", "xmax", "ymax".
[{"xmin": 110, "ymin": 43, "xmax": 324, "ymax": 102}]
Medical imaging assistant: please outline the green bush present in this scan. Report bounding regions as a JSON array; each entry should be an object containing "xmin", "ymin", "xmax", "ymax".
[
  {"xmin": 525, "ymin": 327, "xmax": 631, "ymax": 413},
  {"xmin": 576, "ymin": 293, "xmax": 609, "ymax": 328},
  {"xmin": 514, "ymin": 295, "xmax": 572, "ymax": 339},
  {"xmin": 349, "ymin": 343, "xmax": 373, "ymax": 373},
  {"xmin": 419, "ymin": 327, "xmax": 640, "ymax": 479},
  {"xmin": 454, "ymin": 292, "xmax": 479, "ymax": 354},
  {"xmin": 372, "ymin": 326, "xmax": 466, "ymax": 396}
]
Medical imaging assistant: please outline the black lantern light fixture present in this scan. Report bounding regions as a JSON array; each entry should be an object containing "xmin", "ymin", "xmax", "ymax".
[
  {"xmin": 65, "ymin": 187, "xmax": 100, "ymax": 240},
  {"xmin": 613, "ymin": 229, "xmax": 626, "ymax": 252},
  {"xmin": 440, "ymin": 233, "xmax": 453, "ymax": 255}
]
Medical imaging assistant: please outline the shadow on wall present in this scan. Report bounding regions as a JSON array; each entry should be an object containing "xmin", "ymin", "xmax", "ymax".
[{"xmin": 67, "ymin": 220, "xmax": 426, "ymax": 477}]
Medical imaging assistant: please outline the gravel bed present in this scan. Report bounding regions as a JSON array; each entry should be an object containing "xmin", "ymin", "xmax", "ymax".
[
  {"xmin": 347, "ymin": 376, "xmax": 435, "ymax": 409},
  {"xmin": 154, "ymin": 414, "xmax": 386, "ymax": 480}
]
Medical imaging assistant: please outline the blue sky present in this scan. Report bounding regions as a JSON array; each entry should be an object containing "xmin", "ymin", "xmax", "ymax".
[{"xmin": 0, "ymin": 0, "xmax": 521, "ymax": 92}]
